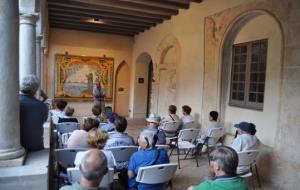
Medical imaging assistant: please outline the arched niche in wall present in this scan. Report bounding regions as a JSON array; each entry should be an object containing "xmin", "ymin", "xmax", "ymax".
[
  {"xmin": 152, "ymin": 35, "xmax": 181, "ymax": 116},
  {"xmin": 114, "ymin": 60, "xmax": 130, "ymax": 116},
  {"xmin": 156, "ymin": 46, "xmax": 177, "ymax": 116},
  {"xmin": 220, "ymin": 11, "xmax": 283, "ymax": 147},
  {"xmin": 132, "ymin": 52, "xmax": 153, "ymax": 118}
]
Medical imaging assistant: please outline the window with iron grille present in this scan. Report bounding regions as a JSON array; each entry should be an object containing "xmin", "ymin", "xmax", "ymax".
[{"xmin": 229, "ymin": 39, "xmax": 268, "ymax": 110}]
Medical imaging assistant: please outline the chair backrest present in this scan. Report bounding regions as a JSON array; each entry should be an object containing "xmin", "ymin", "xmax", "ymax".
[
  {"xmin": 238, "ymin": 150, "xmax": 259, "ymax": 167},
  {"xmin": 56, "ymin": 122, "xmax": 80, "ymax": 134},
  {"xmin": 61, "ymin": 132, "xmax": 73, "ymax": 148},
  {"xmin": 136, "ymin": 163, "xmax": 178, "ymax": 184},
  {"xmin": 207, "ymin": 127, "xmax": 224, "ymax": 139},
  {"xmin": 54, "ymin": 148, "xmax": 87, "ymax": 168},
  {"xmin": 106, "ymin": 146, "xmax": 138, "ymax": 162},
  {"xmin": 181, "ymin": 122, "xmax": 194, "ymax": 129},
  {"xmin": 67, "ymin": 167, "xmax": 114, "ymax": 188},
  {"xmin": 162, "ymin": 121, "xmax": 181, "ymax": 133},
  {"xmin": 178, "ymin": 128, "xmax": 200, "ymax": 141}
]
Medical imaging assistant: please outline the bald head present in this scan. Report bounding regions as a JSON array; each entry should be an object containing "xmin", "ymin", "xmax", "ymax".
[{"xmin": 80, "ymin": 149, "xmax": 107, "ymax": 181}]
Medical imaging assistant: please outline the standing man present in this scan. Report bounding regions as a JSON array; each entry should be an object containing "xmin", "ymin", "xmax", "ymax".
[
  {"xmin": 20, "ymin": 75, "xmax": 48, "ymax": 151},
  {"xmin": 93, "ymin": 81, "xmax": 105, "ymax": 111}
]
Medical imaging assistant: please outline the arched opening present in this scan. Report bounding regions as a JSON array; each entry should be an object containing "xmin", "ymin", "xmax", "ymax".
[
  {"xmin": 132, "ymin": 52, "xmax": 153, "ymax": 118},
  {"xmin": 220, "ymin": 11, "xmax": 283, "ymax": 147},
  {"xmin": 114, "ymin": 61, "xmax": 130, "ymax": 116},
  {"xmin": 157, "ymin": 46, "xmax": 177, "ymax": 116}
]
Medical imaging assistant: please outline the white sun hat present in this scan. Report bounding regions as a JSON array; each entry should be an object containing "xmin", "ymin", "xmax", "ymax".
[{"xmin": 146, "ymin": 113, "xmax": 161, "ymax": 124}]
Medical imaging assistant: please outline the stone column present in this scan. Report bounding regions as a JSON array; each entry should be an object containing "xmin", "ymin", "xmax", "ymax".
[
  {"xmin": 19, "ymin": 13, "xmax": 37, "ymax": 84},
  {"xmin": 36, "ymin": 35, "xmax": 43, "ymax": 98},
  {"xmin": 0, "ymin": 0, "xmax": 25, "ymax": 165}
]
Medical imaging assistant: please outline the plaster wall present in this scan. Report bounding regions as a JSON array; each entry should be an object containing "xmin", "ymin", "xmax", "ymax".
[
  {"xmin": 131, "ymin": 0, "xmax": 247, "ymax": 124},
  {"xmin": 223, "ymin": 14, "xmax": 281, "ymax": 147},
  {"xmin": 46, "ymin": 28, "xmax": 133, "ymax": 117},
  {"xmin": 131, "ymin": 0, "xmax": 300, "ymax": 188}
]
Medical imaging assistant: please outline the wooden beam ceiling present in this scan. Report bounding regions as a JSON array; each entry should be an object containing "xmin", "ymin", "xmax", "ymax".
[{"xmin": 48, "ymin": 0, "xmax": 202, "ymax": 36}]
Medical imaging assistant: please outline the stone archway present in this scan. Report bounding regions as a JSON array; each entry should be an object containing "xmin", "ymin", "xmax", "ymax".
[{"xmin": 151, "ymin": 35, "xmax": 181, "ymax": 114}]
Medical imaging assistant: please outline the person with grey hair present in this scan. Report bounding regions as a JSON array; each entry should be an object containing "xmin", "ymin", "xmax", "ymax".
[
  {"xmin": 60, "ymin": 149, "xmax": 108, "ymax": 190},
  {"xmin": 20, "ymin": 75, "xmax": 48, "ymax": 151},
  {"xmin": 127, "ymin": 129, "xmax": 169, "ymax": 190},
  {"xmin": 186, "ymin": 146, "xmax": 248, "ymax": 190},
  {"xmin": 58, "ymin": 106, "xmax": 79, "ymax": 123}
]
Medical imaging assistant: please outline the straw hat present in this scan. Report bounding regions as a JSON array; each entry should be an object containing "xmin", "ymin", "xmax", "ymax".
[{"xmin": 146, "ymin": 113, "xmax": 160, "ymax": 124}]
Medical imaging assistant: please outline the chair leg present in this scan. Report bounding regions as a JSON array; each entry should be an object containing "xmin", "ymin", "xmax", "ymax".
[
  {"xmin": 254, "ymin": 163, "xmax": 261, "ymax": 187},
  {"xmin": 177, "ymin": 146, "xmax": 181, "ymax": 169},
  {"xmin": 184, "ymin": 149, "xmax": 191, "ymax": 159},
  {"xmin": 169, "ymin": 147, "xmax": 174, "ymax": 158},
  {"xmin": 195, "ymin": 150, "xmax": 199, "ymax": 167}
]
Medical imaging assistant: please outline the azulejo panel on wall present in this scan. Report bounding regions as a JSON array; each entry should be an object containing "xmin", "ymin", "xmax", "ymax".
[{"xmin": 55, "ymin": 54, "xmax": 114, "ymax": 101}]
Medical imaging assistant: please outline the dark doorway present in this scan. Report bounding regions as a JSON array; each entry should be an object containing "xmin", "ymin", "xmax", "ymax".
[{"xmin": 146, "ymin": 60, "xmax": 153, "ymax": 116}]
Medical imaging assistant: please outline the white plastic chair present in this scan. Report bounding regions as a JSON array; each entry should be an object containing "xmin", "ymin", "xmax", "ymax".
[
  {"xmin": 106, "ymin": 146, "xmax": 138, "ymax": 163},
  {"xmin": 56, "ymin": 122, "xmax": 80, "ymax": 134},
  {"xmin": 161, "ymin": 121, "xmax": 181, "ymax": 138},
  {"xmin": 54, "ymin": 148, "xmax": 87, "ymax": 169},
  {"xmin": 136, "ymin": 163, "xmax": 178, "ymax": 190},
  {"xmin": 237, "ymin": 150, "xmax": 261, "ymax": 189},
  {"xmin": 181, "ymin": 122, "xmax": 194, "ymax": 129},
  {"xmin": 204, "ymin": 127, "xmax": 224, "ymax": 161},
  {"xmin": 67, "ymin": 167, "xmax": 114, "ymax": 188},
  {"xmin": 170, "ymin": 128, "xmax": 200, "ymax": 169}
]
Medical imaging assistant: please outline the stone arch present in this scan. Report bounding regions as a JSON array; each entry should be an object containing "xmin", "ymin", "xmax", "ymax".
[
  {"xmin": 152, "ymin": 35, "xmax": 181, "ymax": 114},
  {"xmin": 114, "ymin": 60, "xmax": 130, "ymax": 116},
  {"xmin": 132, "ymin": 52, "xmax": 153, "ymax": 118}
]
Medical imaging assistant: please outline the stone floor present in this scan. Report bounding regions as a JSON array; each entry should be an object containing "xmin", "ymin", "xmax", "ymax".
[{"xmin": 126, "ymin": 118, "xmax": 277, "ymax": 190}]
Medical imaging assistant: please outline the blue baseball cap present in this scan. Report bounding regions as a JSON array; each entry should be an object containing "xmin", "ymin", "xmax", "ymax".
[{"xmin": 234, "ymin": 121, "xmax": 252, "ymax": 133}]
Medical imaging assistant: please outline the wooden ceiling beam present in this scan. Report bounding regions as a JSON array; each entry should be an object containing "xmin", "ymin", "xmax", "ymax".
[
  {"xmin": 48, "ymin": 6, "xmax": 163, "ymax": 24},
  {"xmin": 51, "ymin": 24, "xmax": 135, "ymax": 36},
  {"xmin": 118, "ymin": 0, "xmax": 190, "ymax": 9},
  {"xmin": 50, "ymin": 20, "xmax": 141, "ymax": 33},
  {"xmin": 68, "ymin": 0, "xmax": 178, "ymax": 15},
  {"xmin": 48, "ymin": 0, "xmax": 171, "ymax": 20},
  {"xmin": 49, "ymin": 16, "xmax": 147, "ymax": 31},
  {"xmin": 49, "ymin": 11, "xmax": 154, "ymax": 28}
]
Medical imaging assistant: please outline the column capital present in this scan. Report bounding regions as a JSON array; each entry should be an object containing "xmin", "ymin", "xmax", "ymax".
[{"xmin": 19, "ymin": 13, "xmax": 38, "ymax": 26}]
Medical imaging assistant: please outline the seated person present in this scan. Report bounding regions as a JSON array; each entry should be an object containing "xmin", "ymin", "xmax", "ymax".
[
  {"xmin": 231, "ymin": 121, "xmax": 260, "ymax": 152},
  {"xmin": 231, "ymin": 122, "xmax": 260, "ymax": 174},
  {"xmin": 20, "ymin": 75, "xmax": 48, "ymax": 151},
  {"xmin": 160, "ymin": 105, "xmax": 181, "ymax": 124},
  {"xmin": 128, "ymin": 129, "xmax": 169, "ymax": 190},
  {"xmin": 100, "ymin": 112, "xmax": 116, "ymax": 132},
  {"xmin": 105, "ymin": 116, "xmax": 135, "ymax": 169},
  {"xmin": 58, "ymin": 106, "xmax": 78, "ymax": 123},
  {"xmin": 74, "ymin": 128, "xmax": 116, "ymax": 168},
  {"xmin": 146, "ymin": 113, "xmax": 166, "ymax": 145},
  {"xmin": 92, "ymin": 105, "xmax": 107, "ymax": 123},
  {"xmin": 186, "ymin": 146, "xmax": 248, "ymax": 190},
  {"xmin": 105, "ymin": 116, "xmax": 135, "ymax": 148},
  {"xmin": 51, "ymin": 99, "xmax": 68, "ymax": 124},
  {"xmin": 67, "ymin": 118, "xmax": 99, "ymax": 148},
  {"xmin": 60, "ymin": 149, "xmax": 108, "ymax": 190},
  {"xmin": 197, "ymin": 111, "xmax": 222, "ymax": 146},
  {"xmin": 181, "ymin": 105, "xmax": 194, "ymax": 125}
]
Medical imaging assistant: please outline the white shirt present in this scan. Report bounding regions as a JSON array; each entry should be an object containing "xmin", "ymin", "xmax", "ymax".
[
  {"xmin": 74, "ymin": 150, "xmax": 116, "ymax": 168},
  {"xmin": 181, "ymin": 115, "xmax": 194, "ymax": 124},
  {"xmin": 231, "ymin": 133, "xmax": 260, "ymax": 152},
  {"xmin": 50, "ymin": 109, "xmax": 65, "ymax": 124}
]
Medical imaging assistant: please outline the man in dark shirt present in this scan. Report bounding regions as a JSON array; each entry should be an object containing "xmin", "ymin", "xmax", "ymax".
[{"xmin": 20, "ymin": 75, "xmax": 48, "ymax": 151}]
